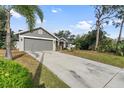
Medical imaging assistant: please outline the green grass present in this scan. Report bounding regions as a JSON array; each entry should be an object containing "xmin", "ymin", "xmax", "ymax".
[
  {"xmin": 62, "ymin": 50, "xmax": 124, "ymax": 68},
  {"xmin": 13, "ymin": 51, "xmax": 69, "ymax": 88},
  {"xmin": 40, "ymin": 64, "xmax": 69, "ymax": 88},
  {"xmin": 0, "ymin": 49, "xmax": 69, "ymax": 88}
]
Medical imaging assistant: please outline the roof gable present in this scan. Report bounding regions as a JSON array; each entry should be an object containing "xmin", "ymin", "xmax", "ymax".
[
  {"xmin": 14, "ymin": 27, "xmax": 59, "ymax": 40},
  {"xmin": 60, "ymin": 37, "xmax": 68, "ymax": 42}
]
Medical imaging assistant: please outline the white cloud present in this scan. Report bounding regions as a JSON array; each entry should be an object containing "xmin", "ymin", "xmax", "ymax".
[
  {"xmin": 74, "ymin": 20, "xmax": 92, "ymax": 31},
  {"xmin": 10, "ymin": 9, "xmax": 21, "ymax": 18},
  {"xmin": 87, "ymin": 21, "xmax": 93, "ymax": 24},
  {"xmin": 51, "ymin": 9, "xmax": 58, "ymax": 13},
  {"xmin": 51, "ymin": 8, "xmax": 62, "ymax": 13}
]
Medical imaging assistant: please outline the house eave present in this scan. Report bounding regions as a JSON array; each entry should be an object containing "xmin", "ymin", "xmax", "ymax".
[{"xmin": 14, "ymin": 27, "xmax": 60, "ymax": 40}]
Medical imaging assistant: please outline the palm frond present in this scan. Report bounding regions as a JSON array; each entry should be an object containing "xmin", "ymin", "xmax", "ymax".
[
  {"xmin": 13, "ymin": 5, "xmax": 44, "ymax": 30},
  {"xmin": 13, "ymin": 5, "xmax": 36, "ymax": 31},
  {"xmin": 33, "ymin": 5, "xmax": 44, "ymax": 22}
]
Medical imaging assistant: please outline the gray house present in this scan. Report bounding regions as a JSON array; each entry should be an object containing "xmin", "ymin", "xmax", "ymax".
[{"xmin": 15, "ymin": 27, "xmax": 60, "ymax": 52}]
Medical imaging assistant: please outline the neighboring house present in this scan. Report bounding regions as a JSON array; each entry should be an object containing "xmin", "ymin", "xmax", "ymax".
[
  {"xmin": 14, "ymin": 27, "xmax": 59, "ymax": 52},
  {"xmin": 59, "ymin": 37, "xmax": 68, "ymax": 50},
  {"xmin": 59, "ymin": 37, "xmax": 75, "ymax": 50}
]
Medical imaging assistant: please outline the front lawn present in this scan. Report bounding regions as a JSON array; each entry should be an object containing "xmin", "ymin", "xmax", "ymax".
[
  {"xmin": 0, "ymin": 49, "xmax": 69, "ymax": 88},
  {"xmin": 62, "ymin": 50, "xmax": 124, "ymax": 68}
]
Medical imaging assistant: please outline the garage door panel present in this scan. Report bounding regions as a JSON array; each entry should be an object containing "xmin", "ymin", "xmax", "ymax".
[{"xmin": 24, "ymin": 38, "xmax": 53, "ymax": 51}]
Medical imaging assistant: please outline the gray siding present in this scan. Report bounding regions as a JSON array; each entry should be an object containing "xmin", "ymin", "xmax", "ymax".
[
  {"xmin": 21, "ymin": 29, "xmax": 55, "ymax": 39},
  {"xmin": 24, "ymin": 38, "xmax": 53, "ymax": 52}
]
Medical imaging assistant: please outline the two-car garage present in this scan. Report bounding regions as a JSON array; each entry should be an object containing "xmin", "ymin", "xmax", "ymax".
[
  {"xmin": 15, "ymin": 27, "xmax": 58, "ymax": 52},
  {"xmin": 19, "ymin": 36, "xmax": 56, "ymax": 52},
  {"xmin": 24, "ymin": 38, "xmax": 54, "ymax": 52}
]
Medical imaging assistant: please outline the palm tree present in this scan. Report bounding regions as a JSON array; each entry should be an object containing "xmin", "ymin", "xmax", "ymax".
[
  {"xmin": 0, "ymin": 5, "xmax": 43, "ymax": 59},
  {"xmin": 0, "ymin": 11, "xmax": 6, "ymax": 49}
]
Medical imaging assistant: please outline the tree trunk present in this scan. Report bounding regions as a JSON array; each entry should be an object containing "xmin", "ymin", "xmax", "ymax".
[
  {"xmin": 5, "ymin": 11, "xmax": 12, "ymax": 59},
  {"xmin": 0, "ymin": 19, "xmax": 2, "ymax": 30},
  {"xmin": 117, "ymin": 19, "xmax": 124, "ymax": 43},
  {"xmin": 95, "ymin": 21, "xmax": 100, "ymax": 50},
  {"xmin": 116, "ymin": 19, "xmax": 124, "ymax": 52}
]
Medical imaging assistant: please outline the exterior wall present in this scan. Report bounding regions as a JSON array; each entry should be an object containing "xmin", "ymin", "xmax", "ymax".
[
  {"xmin": 19, "ymin": 36, "xmax": 24, "ymax": 51},
  {"xmin": 53, "ymin": 40, "xmax": 56, "ymax": 51},
  {"xmin": 63, "ymin": 41, "xmax": 66, "ymax": 48},
  {"xmin": 15, "ymin": 41, "xmax": 19, "ymax": 49},
  {"xmin": 56, "ymin": 40, "xmax": 60, "ymax": 50},
  {"xmin": 24, "ymin": 37, "xmax": 53, "ymax": 52},
  {"xmin": 20, "ymin": 29, "xmax": 55, "ymax": 39}
]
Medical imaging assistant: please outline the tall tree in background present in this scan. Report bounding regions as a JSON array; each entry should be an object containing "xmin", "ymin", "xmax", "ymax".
[
  {"xmin": 94, "ymin": 5, "xmax": 115, "ymax": 50},
  {"xmin": 54, "ymin": 30, "xmax": 71, "ymax": 39},
  {"xmin": 112, "ymin": 6, "xmax": 124, "ymax": 48},
  {"xmin": 74, "ymin": 30, "xmax": 106, "ymax": 50},
  {"xmin": 54, "ymin": 30, "xmax": 75, "ymax": 43},
  {"xmin": 0, "ymin": 5, "xmax": 43, "ymax": 59}
]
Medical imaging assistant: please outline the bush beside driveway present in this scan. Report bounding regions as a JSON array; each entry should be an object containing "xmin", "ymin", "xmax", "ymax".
[{"xmin": 0, "ymin": 58, "xmax": 32, "ymax": 88}]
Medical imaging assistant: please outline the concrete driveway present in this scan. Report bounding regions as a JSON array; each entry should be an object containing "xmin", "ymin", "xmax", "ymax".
[{"xmin": 27, "ymin": 51, "xmax": 124, "ymax": 88}]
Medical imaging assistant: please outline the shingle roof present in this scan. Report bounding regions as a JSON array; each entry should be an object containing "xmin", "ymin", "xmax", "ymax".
[{"xmin": 14, "ymin": 27, "xmax": 60, "ymax": 40}]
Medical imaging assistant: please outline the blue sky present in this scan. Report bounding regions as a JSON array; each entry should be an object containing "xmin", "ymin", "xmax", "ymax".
[{"xmin": 10, "ymin": 5, "xmax": 122, "ymax": 39}]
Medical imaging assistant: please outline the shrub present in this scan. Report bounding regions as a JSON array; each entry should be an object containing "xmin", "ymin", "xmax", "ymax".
[
  {"xmin": 0, "ymin": 58, "xmax": 33, "ymax": 88},
  {"xmin": 98, "ymin": 38, "xmax": 116, "ymax": 53},
  {"xmin": 116, "ymin": 42, "xmax": 124, "ymax": 56},
  {"xmin": 74, "ymin": 30, "xmax": 106, "ymax": 50},
  {"xmin": 98, "ymin": 39, "xmax": 124, "ymax": 56}
]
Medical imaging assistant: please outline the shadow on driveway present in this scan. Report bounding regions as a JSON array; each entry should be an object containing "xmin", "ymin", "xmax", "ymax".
[{"xmin": 32, "ymin": 53, "xmax": 45, "ymax": 88}]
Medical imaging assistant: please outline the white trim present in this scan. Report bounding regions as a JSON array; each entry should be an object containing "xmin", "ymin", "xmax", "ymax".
[
  {"xmin": 53, "ymin": 40, "xmax": 56, "ymax": 51},
  {"xmin": 60, "ymin": 37, "xmax": 68, "ymax": 42},
  {"xmin": 50, "ymin": 33, "xmax": 60, "ymax": 40},
  {"xmin": 21, "ymin": 35, "xmax": 56, "ymax": 41}
]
